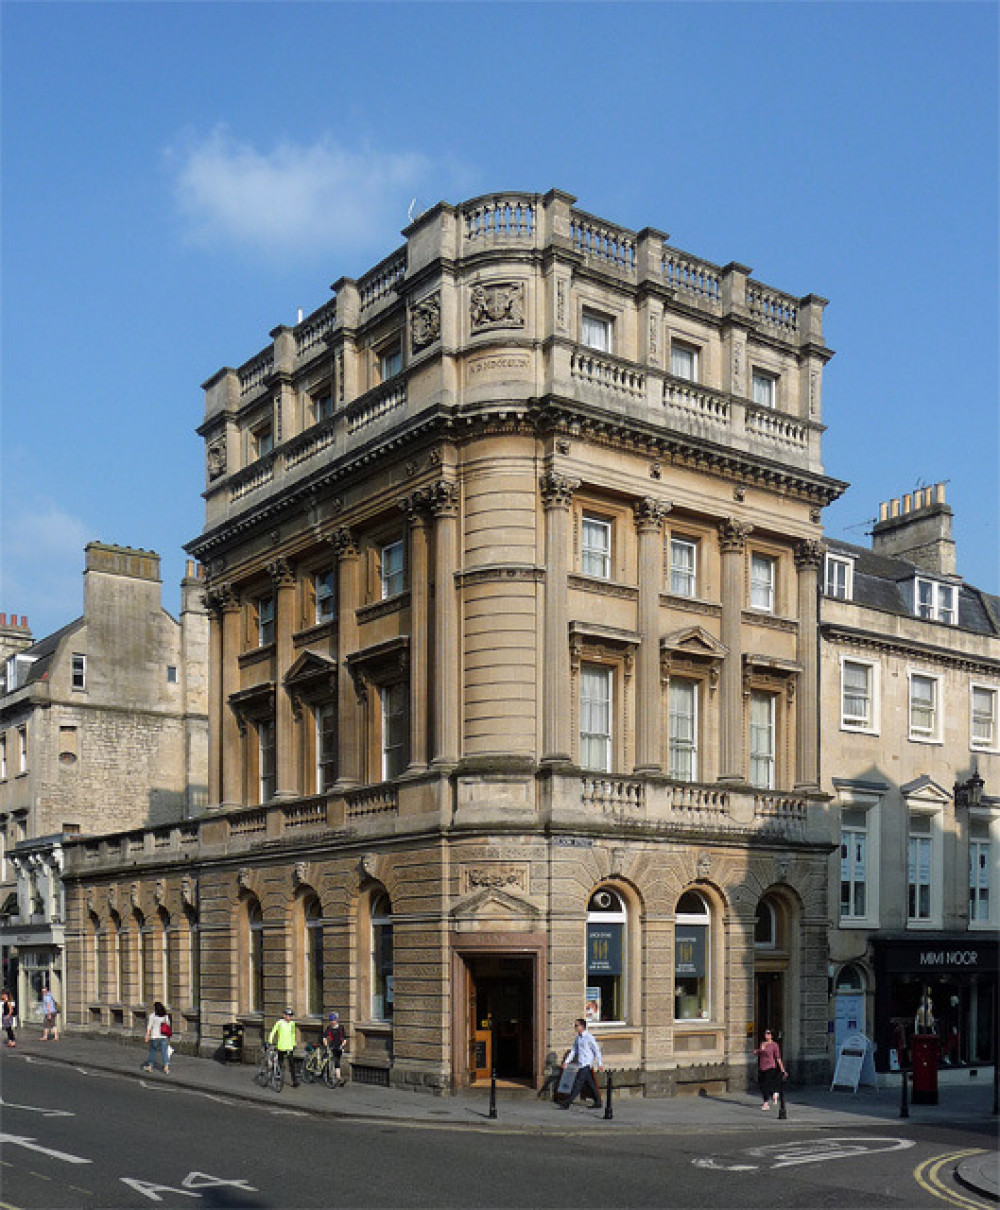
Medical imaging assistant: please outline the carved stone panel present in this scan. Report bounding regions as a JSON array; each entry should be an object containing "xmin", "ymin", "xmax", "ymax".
[
  {"xmin": 411, "ymin": 293, "xmax": 441, "ymax": 351},
  {"xmin": 470, "ymin": 282, "xmax": 525, "ymax": 332},
  {"xmin": 460, "ymin": 864, "xmax": 530, "ymax": 895}
]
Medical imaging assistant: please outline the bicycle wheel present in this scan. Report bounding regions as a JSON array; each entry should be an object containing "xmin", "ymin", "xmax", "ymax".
[
  {"xmin": 253, "ymin": 1060, "xmax": 270, "ymax": 1088},
  {"xmin": 302, "ymin": 1053, "xmax": 319, "ymax": 1084},
  {"xmin": 270, "ymin": 1061, "xmax": 283, "ymax": 1093},
  {"xmin": 322, "ymin": 1059, "xmax": 336, "ymax": 1088}
]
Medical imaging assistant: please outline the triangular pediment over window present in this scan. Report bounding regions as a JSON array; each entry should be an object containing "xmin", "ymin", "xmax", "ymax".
[
  {"xmin": 284, "ymin": 651, "xmax": 337, "ymax": 690},
  {"xmin": 900, "ymin": 774, "xmax": 952, "ymax": 806},
  {"xmin": 660, "ymin": 626, "xmax": 728, "ymax": 661}
]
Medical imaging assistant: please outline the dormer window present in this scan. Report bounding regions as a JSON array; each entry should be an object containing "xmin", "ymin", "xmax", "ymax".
[
  {"xmin": 915, "ymin": 578, "xmax": 956, "ymax": 624},
  {"xmin": 825, "ymin": 553, "xmax": 854, "ymax": 600}
]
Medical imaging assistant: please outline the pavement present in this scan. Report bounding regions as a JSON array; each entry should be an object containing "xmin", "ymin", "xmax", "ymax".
[{"xmin": 4, "ymin": 1026, "xmax": 997, "ymax": 1201}]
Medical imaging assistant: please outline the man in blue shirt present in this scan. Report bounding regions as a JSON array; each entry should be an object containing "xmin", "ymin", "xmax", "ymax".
[{"xmin": 558, "ymin": 1018, "xmax": 603, "ymax": 1109}]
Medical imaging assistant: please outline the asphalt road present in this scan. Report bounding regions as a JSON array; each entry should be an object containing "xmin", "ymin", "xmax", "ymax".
[{"xmin": 1, "ymin": 1056, "xmax": 995, "ymax": 1209}]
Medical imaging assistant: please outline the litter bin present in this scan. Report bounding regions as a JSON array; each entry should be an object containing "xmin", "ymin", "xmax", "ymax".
[
  {"xmin": 911, "ymin": 1033, "xmax": 939, "ymax": 1104},
  {"xmin": 222, "ymin": 1022, "xmax": 244, "ymax": 1063}
]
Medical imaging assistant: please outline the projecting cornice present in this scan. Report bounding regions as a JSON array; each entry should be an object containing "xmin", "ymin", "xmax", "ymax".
[{"xmin": 821, "ymin": 622, "xmax": 1000, "ymax": 676}]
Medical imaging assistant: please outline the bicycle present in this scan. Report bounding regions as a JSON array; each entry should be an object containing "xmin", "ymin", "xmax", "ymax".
[
  {"xmin": 253, "ymin": 1044, "xmax": 284, "ymax": 1092},
  {"xmin": 302, "ymin": 1041, "xmax": 336, "ymax": 1087}
]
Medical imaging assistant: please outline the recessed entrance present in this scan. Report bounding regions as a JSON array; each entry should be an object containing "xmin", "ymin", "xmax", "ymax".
[{"xmin": 465, "ymin": 954, "xmax": 534, "ymax": 1083}]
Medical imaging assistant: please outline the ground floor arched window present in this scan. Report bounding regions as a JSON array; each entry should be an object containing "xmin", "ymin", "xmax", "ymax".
[
  {"xmin": 586, "ymin": 888, "xmax": 627, "ymax": 1023},
  {"xmin": 674, "ymin": 891, "xmax": 711, "ymax": 1021},
  {"xmin": 371, "ymin": 891, "xmax": 393, "ymax": 1021}
]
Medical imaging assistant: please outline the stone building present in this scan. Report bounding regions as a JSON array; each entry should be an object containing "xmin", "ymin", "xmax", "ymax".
[
  {"xmin": 0, "ymin": 544, "xmax": 208, "ymax": 1013},
  {"xmin": 63, "ymin": 190, "xmax": 846, "ymax": 1094},
  {"xmin": 822, "ymin": 485, "xmax": 999, "ymax": 1071}
]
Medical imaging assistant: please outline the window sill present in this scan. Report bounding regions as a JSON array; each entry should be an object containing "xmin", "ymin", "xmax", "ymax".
[
  {"xmin": 838, "ymin": 918, "xmax": 878, "ymax": 930},
  {"xmin": 907, "ymin": 734, "xmax": 943, "ymax": 746},
  {"xmin": 905, "ymin": 919, "xmax": 942, "ymax": 931},
  {"xmin": 841, "ymin": 724, "xmax": 880, "ymax": 736}
]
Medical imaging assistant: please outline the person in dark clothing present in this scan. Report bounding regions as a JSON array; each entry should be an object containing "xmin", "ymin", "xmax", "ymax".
[{"xmin": 322, "ymin": 1011, "xmax": 348, "ymax": 1086}]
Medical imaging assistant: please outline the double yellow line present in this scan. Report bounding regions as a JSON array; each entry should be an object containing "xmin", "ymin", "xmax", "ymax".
[{"xmin": 913, "ymin": 1149, "xmax": 991, "ymax": 1209}]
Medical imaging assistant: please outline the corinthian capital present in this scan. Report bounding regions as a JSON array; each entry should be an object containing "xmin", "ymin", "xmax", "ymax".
[
  {"xmin": 633, "ymin": 496, "xmax": 672, "ymax": 532},
  {"xmin": 267, "ymin": 557, "xmax": 295, "ymax": 588},
  {"xmin": 794, "ymin": 538, "xmax": 826, "ymax": 570},
  {"xmin": 539, "ymin": 471, "xmax": 580, "ymax": 510},
  {"xmin": 717, "ymin": 517, "xmax": 753, "ymax": 553},
  {"xmin": 330, "ymin": 526, "xmax": 360, "ymax": 560}
]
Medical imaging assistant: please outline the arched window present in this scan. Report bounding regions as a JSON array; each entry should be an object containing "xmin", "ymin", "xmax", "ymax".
[
  {"xmin": 133, "ymin": 910, "xmax": 149, "ymax": 1006},
  {"xmin": 835, "ymin": 963, "xmax": 865, "ymax": 994},
  {"xmin": 674, "ymin": 891, "xmax": 711, "ymax": 1021},
  {"xmin": 185, "ymin": 906, "xmax": 200, "ymax": 1009},
  {"xmin": 305, "ymin": 895, "xmax": 324, "ymax": 1017},
  {"xmin": 754, "ymin": 899, "xmax": 777, "ymax": 949},
  {"xmin": 371, "ymin": 891, "xmax": 393, "ymax": 1021},
  {"xmin": 586, "ymin": 888, "xmax": 626, "ymax": 1023},
  {"xmin": 248, "ymin": 898, "xmax": 264, "ymax": 1013},
  {"xmin": 90, "ymin": 912, "xmax": 102, "ymax": 1001},
  {"xmin": 157, "ymin": 908, "xmax": 171, "ymax": 1005},
  {"xmin": 110, "ymin": 911, "xmax": 124, "ymax": 1003}
]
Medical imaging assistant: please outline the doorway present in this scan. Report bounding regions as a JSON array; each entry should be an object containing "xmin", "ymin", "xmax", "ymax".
[
  {"xmin": 755, "ymin": 971, "xmax": 785, "ymax": 1043},
  {"xmin": 465, "ymin": 955, "xmax": 534, "ymax": 1083}
]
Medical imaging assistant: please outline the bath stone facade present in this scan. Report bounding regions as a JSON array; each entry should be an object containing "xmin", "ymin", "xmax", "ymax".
[
  {"xmin": 63, "ymin": 190, "xmax": 846, "ymax": 1095},
  {"xmin": 821, "ymin": 485, "xmax": 999, "ymax": 1073},
  {"xmin": 1, "ymin": 545, "xmax": 209, "ymax": 1017}
]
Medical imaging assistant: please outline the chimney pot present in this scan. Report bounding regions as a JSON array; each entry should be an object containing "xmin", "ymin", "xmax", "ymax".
[
  {"xmin": 890, "ymin": 498, "xmax": 900, "ymax": 518},
  {"xmin": 903, "ymin": 493, "xmax": 913, "ymax": 513},
  {"xmin": 936, "ymin": 483, "xmax": 946, "ymax": 504}
]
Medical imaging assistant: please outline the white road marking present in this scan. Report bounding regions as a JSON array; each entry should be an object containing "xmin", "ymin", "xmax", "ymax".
[
  {"xmin": 693, "ymin": 1136, "xmax": 917, "ymax": 1175},
  {"xmin": 0, "ymin": 1133, "xmax": 92, "ymax": 1165},
  {"xmin": 0, "ymin": 1095, "xmax": 74, "ymax": 1118}
]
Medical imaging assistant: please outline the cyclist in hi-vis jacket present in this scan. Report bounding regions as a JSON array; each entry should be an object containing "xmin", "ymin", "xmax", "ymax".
[{"xmin": 268, "ymin": 1007, "xmax": 300, "ymax": 1087}]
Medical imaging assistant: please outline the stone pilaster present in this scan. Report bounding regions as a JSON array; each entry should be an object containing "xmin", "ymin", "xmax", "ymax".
[
  {"xmin": 793, "ymin": 539, "xmax": 824, "ymax": 791},
  {"xmin": 332, "ymin": 528, "xmax": 362, "ymax": 788},
  {"xmin": 399, "ymin": 492, "xmax": 432, "ymax": 772},
  {"xmin": 633, "ymin": 496, "xmax": 671, "ymax": 773},
  {"xmin": 203, "ymin": 590, "xmax": 225, "ymax": 807},
  {"xmin": 718, "ymin": 519, "xmax": 752, "ymax": 783},
  {"xmin": 540, "ymin": 471, "xmax": 580, "ymax": 763},
  {"xmin": 215, "ymin": 584, "xmax": 242, "ymax": 807},
  {"xmin": 428, "ymin": 480, "xmax": 460, "ymax": 766},
  {"xmin": 268, "ymin": 557, "xmax": 298, "ymax": 798}
]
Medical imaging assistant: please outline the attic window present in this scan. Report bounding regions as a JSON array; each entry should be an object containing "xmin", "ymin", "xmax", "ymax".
[
  {"xmin": 915, "ymin": 578, "xmax": 956, "ymax": 625},
  {"xmin": 825, "ymin": 554, "xmax": 853, "ymax": 600}
]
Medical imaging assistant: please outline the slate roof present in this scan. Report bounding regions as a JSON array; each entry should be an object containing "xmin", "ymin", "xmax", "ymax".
[
  {"xmin": 12, "ymin": 618, "xmax": 84, "ymax": 686},
  {"xmin": 825, "ymin": 538, "xmax": 1000, "ymax": 639}
]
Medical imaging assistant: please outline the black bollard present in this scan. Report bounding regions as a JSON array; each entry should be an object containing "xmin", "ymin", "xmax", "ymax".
[
  {"xmin": 488, "ymin": 1066, "xmax": 497, "ymax": 1119},
  {"xmin": 899, "ymin": 1065, "xmax": 909, "ymax": 1119},
  {"xmin": 603, "ymin": 1069, "xmax": 614, "ymax": 1120},
  {"xmin": 778, "ymin": 1076, "xmax": 787, "ymax": 1120}
]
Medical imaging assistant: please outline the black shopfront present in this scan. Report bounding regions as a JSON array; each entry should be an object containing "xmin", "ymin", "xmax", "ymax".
[{"xmin": 873, "ymin": 935, "xmax": 998, "ymax": 1071}]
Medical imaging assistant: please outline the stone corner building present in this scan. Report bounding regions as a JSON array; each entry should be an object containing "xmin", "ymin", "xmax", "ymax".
[{"xmin": 64, "ymin": 190, "xmax": 846, "ymax": 1094}]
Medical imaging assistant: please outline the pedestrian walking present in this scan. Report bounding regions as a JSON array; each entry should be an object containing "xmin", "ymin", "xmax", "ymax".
[
  {"xmin": 322, "ymin": 1011, "xmax": 348, "ymax": 1086},
  {"xmin": 268, "ymin": 1007, "xmax": 301, "ymax": 1087},
  {"xmin": 754, "ymin": 1028, "xmax": 786, "ymax": 1110},
  {"xmin": 142, "ymin": 1001, "xmax": 172, "ymax": 1073},
  {"xmin": 556, "ymin": 1018, "xmax": 604, "ymax": 1110},
  {"xmin": 1, "ymin": 990, "xmax": 16, "ymax": 1047},
  {"xmin": 40, "ymin": 986, "xmax": 59, "ymax": 1041}
]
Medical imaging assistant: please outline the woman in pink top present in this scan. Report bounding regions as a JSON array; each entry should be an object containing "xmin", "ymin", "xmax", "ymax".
[{"xmin": 754, "ymin": 1028, "xmax": 786, "ymax": 1110}]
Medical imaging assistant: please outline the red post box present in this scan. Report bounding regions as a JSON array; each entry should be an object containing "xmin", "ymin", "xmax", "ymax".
[{"xmin": 911, "ymin": 1033, "xmax": 940, "ymax": 1104}]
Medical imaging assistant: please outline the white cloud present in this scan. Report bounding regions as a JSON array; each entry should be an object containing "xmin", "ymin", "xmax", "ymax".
[
  {"xmin": 1, "ymin": 501, "xmax": 91, "ymax": 638},
  {"xmin": 168, "ymin": 127, "xmax": 437, "ymax": 255}
]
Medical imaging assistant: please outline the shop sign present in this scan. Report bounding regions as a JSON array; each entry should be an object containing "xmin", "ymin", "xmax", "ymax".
[
  {"xmin": 675, "ymin": 925, "xmax": 706, "ymax": 977},
  {"xmin": 918, "ymin": 948, "xmax": 980, "ymax": 968},
  {"xmin": 587, "ymin": 924, "xmax": 622, "ymax": 975}
]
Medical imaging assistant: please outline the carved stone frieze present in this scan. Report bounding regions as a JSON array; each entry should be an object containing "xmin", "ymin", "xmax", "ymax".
[
  {"xmin": 207, "ymin": 436, "xmax": 227, "ymax": 480},
  {"xmin": 460, "ymin": 864, "xmax": 529, "ymax": 895},
  {"xmin": 470, "ymin": 281, "xmax": 525, "ymax": 331},
  {"xmin": 410, "ymin": 293, "xmax": 441, "ymax": 351}
]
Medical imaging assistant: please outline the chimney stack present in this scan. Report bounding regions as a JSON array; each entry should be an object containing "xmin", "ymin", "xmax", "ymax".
[{"xmin": 871, "ymin": 482, "xmax": 956, "ymax": 575}]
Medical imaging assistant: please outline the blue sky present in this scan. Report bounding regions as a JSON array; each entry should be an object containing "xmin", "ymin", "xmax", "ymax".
[{"xmin": 2, "ymin": 1, "xmax": 997, "ymax": 639}]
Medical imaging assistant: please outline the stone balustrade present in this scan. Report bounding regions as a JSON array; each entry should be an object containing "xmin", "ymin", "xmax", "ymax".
[
  {"xmin": 746, "ymin": 283, "xmax": 799, "ymax": 335},
  {"xmin": 744, "ymin": 405, "xmax": 808, "ymax": 449},
  {"xmin": 462, "ymin": 194, "xmax": 536, "ymax": 243},
  {"xmin": 570, "ymin": 348, "xmax": 646, "ymax": 397},
  {"xmin": 582, "ymin": 774, "xmax": 646, "ymax": 813},
  {"xmin": 662, "ymin": 250, "xmax": 722, "ymax": 304},
  {"xmin": 570, "ymin": 210, "xmax": 637, "ymax": 271},
  {"xmin": 238, "ymin": 349, "xmax": 274, "ymax": 398},
  {"xmin": 358, "ymin": 250, "xmax": 407, "ymax": 313},
  {"xmin": 345, "ymin": 784, "xmax": 399, "ymax": 819},
  {"xmin": 662, "ymin": 377, "xmax": 730, "ymax": 424},
  {"xmin": 346, "ymin": 381, "xmax": 407, "ymax": 436},
  {"xmin": 295, "ymin": 299, "xmax": 337, "ymax": 360}
]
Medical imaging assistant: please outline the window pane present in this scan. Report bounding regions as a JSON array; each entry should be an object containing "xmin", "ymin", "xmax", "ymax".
[
  {"xmin": 581, "ymin": 312, "xmax": 611, "ymax": 352},
  {"xmin": 582, "ymin": 517, "xmax": 612, "ymax": 578},
  {"xmin": 381, "ymin": 540, "xmax": 405, "ymax": 599},
  {"xmin": 670, "ymin": 539, "xmax": 697, "ymax": 597},
  {"xmin": 750, "ymin": 555, "xmax": 774, "ymax": 612},
  {"xmin": 314, "ymin": 570, "xmax": 335, "ymax": 623},
  {"xmin": 668, "ymin": 679, "xmax": 697, "ymax": 781},
  {"xmin": 674, "ymin": 922, "xmax": 708, "ymax": 1019},
  {"xmin": 671, "ymin": 343, "xmax": 696, "ymax": 380},
  {"xmin": 580, "ymin": 666, "xmax": 612, "ymax": 772},
  {"xmin": 752, "ymin": 372, "xmax": 775, "ymax": 408},
  {"xmin": 842, "ymin": 662, "xmax": 871, "ymax": 726},
  {"xmin": 910, "ymin": 676, "xmax": 936, "ymax": 734},
  {"xmin": 749, "ymin": 692, "xmax": 775, "ymax": 788}
]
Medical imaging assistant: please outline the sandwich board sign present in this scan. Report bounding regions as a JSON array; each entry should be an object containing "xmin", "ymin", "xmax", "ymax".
[{"xmin": 831, "ymin": 1031, "xmax": 877, "ymax": 1093}]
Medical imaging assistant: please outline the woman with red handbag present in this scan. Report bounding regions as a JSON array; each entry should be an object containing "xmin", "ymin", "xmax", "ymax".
[{"xmin": 143, "ymin": 1001, "xmax": 172, "ymax": 1074}]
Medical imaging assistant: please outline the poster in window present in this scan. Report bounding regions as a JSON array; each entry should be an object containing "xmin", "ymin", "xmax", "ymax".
[
  {"xmin": 587, "ymin": 923, "xmax": 622, "ymax": 975},
  {"xmin": 585, "ymin": 987, "xmax": 601, "ymax": 1023},
  {"xmin": 674, "ymin": 925, "xmax": 706, "ymax": 977}
]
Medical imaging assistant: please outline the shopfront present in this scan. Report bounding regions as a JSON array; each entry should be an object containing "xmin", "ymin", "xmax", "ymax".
[{"xmin": 872, "ymin": 936, "xmax": 997, "ymax": 1071}]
